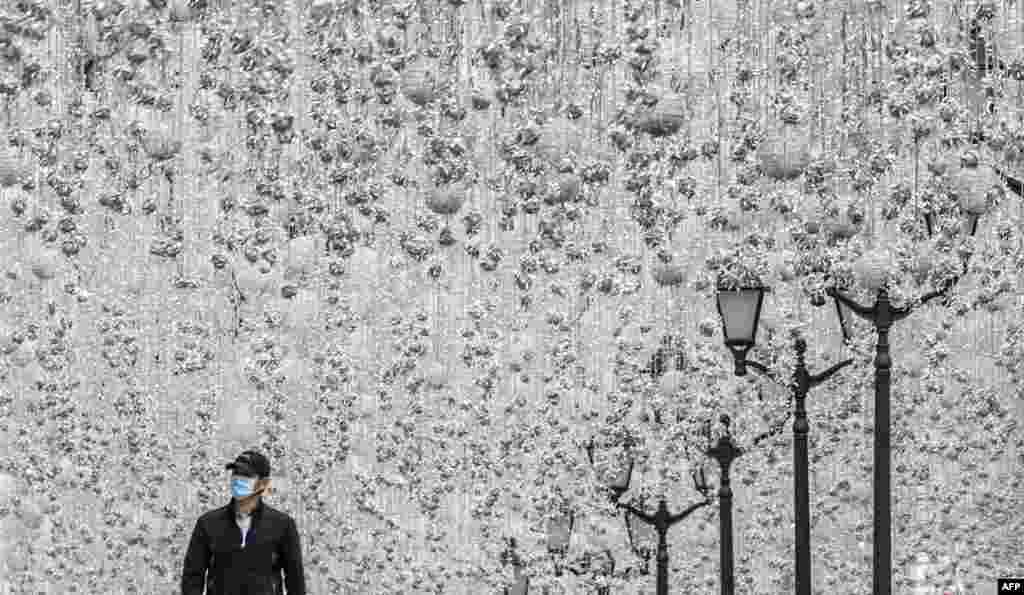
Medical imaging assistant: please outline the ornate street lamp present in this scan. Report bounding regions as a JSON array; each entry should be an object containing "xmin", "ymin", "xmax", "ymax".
[
  {"xmin": 643, "ymin": 334, "xmax": 688, "ymax": 378},
  {"xmin": 506, "ymin": 535, "xmax": 617, "ymax": 595},
  {"xmin": 716, "ymin": 285, "xmax": 855, "ymax": 595},
  {"xmin": 546, "ymin": 509, "xmax": 574, "ymax": 576},
  {"xmin": 585, "ymin": 440, "xmax": 713, "ymax": 595},
  {"xmin": 502, "ymin": 538, "xmax": 529, "ymax": 595},
  {"xmin": 827, "ymin": 203, "xmax": 981, "ymax": 595}
]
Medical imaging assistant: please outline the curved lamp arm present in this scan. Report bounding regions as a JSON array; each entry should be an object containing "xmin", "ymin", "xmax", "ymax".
[
  {"xmin": 747, "ymin": 356, "xmax": 852, "ymax": 447},
  {"xmin": 616, "ymin": 500, "xmax": 655, "ymax": 525},
  {"xmin": 742, "ymin": 359, "xmax": 785, "ymax": 387},
  {"xmin": 563, "ymin": 548, "xmax": 616, "ymax": 579},
  {"xmin": 751, "ymin": 413, "xmax": 792, "ymax": 447},
  {"xmin": 809, "ymin": 358, "xmax": 856, "ymax": 387},
  {"xmin": 919, "ymin": 281, "xmax": 956, "ymax": 306},
  {"xmin": 826, "ymin": 287, "xmax": 874, "ymax": 319},
  {"xmin": 667, "ymin": 498, "xmax": 712, "ymax": 526},
  {"xmin": 918, "ymin": 251, "xmax": 974, "ymax": 308}
]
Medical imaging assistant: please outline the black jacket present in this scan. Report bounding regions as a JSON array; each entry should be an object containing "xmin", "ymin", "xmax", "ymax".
[{"xmin": 181, "ymin": 498, "xmax": 306, "ymax": 595}]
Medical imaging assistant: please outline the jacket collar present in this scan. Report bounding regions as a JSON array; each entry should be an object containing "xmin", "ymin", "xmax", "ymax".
[{"xmin": 227, "ymin": 497, "xmax": 264, "ymax": 520}]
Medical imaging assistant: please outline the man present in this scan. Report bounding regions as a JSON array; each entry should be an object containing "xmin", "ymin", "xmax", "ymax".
[{"xmin": 181, "ymin": 450, "xmax": 306, "ymax": 595}]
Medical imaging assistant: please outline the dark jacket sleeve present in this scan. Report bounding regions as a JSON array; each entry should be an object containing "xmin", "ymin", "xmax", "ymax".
[
  {"xmin": 1002, "ymin": 171, "xmax": 1024, "ymax": 198},
  {"xmin": 181, "ymin": 518, "xmax": 210, "ymax": 595},
  {"xmin": 281, "ymin": 517, "xmax": 306, "ymax": 595}
]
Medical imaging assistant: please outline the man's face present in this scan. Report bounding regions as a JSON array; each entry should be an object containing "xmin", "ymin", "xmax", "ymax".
[{"xmin": 230, "ymin": 473, "xmax": 269, "ymax": 500}]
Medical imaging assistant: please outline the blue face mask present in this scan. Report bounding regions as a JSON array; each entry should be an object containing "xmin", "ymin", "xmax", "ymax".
[{"xmin": 231, "ymin": 477, "xmax": 258, "ymax": 499}]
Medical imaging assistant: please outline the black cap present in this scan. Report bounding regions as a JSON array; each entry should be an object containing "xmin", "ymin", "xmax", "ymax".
[{"xmin": 225, "ymin": 450, "xmax": 271, "ymax": 479}]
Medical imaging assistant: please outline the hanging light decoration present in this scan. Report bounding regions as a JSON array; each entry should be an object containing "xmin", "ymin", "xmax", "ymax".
[
  {"xmin": 634, "ymin": 94, "xmax": 689, "ymax": 137},
  {"xmin": 950, "ymin": 151, "xmax": 998, "ymax": 225},
  {"xmin": 757, "ymin": 123, "xmax": 812, "ymax": 181},
  {"xmin": 0, "ymin": 146, "xmax": 27, "ymax": 187}
]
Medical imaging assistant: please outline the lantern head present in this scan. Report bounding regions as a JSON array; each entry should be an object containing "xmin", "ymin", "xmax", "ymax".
[{"xmin": 715, "ymin": 286, "xmax": 766, "ymax": 375}]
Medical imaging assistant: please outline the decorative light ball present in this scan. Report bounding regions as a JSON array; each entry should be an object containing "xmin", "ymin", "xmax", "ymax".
[
  {"xmin": 26, "ymin": 239, "xmax": 60, "ymax": 280},
  {"xmin": 277, "ymin": 355, "xmax": 309, "ymax": 391},
  {"xmin": 951, "ymin": 165, "xmax": 992, "ymax": 215},
  {"xmin": 903, "ymin": 351, "xmax": 926, "ymax": 378},
  {"xmin": 659, "ymin": 370, "xmax": 687, "ymax": 396},
  {"xmin": 937, "ymin": 101, "xmax": 958, "ymax": 122},
  {"xmin": 1002, "ymin": 140, "xmax": 1024, "ymax": 165},
  {"xmin": 545, "ymin": 173, "xmax": 580, "ymax": 204},
  {"xmin": 8, "ymin": 342, "xmax": 34, "ymax": 367},
  {"xmin": 960, "ymin": 192, "xmax": 988, "ymax": 216},
  {"xmin": 854, "ymin": 250, "xmax": 894, "ymax": 291},
  {"xmin": 910, "ymin": 252, "xmax": 935, "ymax": 284},
  {"xmin": 234, "ymin": 262, "xmax": 277, "ymax": 297},
  {"xmin": 757, "ymin": 125, "xmax": 811, "ymax": 181},
  {"xmin": 768, "ymin": 250, "xmax": 797, "ymax": 281},
  {"xmin": 535, "ymin": 117, "xmax": 584, "ymax": 161},
  {"xmin": 0, "ymin": 147, "xmax": 27, "ymax": 187},
  {"xmin": 142, "ymin": 130, "xmax": 182, "ymax": 161},
  {"xmin": 284, "ymin": 236, "xmax": 320, "ymax": 275},
  {"xmin": 824, "ymin": 219, "xmax": 859, "ymax": 240},
  {"xmin": 0, "ymin": 473, "xmax": 17, "ymax": 502},
  {"xmin": 423, "ymin": 363, "xmax": 448, "ymax": 390},
  {"xmin": 168, "ymin": 0, "xmax": 192, "ymax": 21},
  {"xmin": 309, "ymin": 0, "xmax": 335, "ymax": 21},
  {"xmin": 30, "ymin": 259, "xmax": 56, "ymax": 281},
  {"xmin": 425, "ymin": 185, "xmax": 466, "ymax": 215},
  {"xmin": 375, "ymin": 24, "xmax": 403, "ymax": 51},
  {"xmin": 926, "ymin": 153, "xmax": 956, "ymax": 177},
  {"xmin": 546, "ymin": 515, "xmax": 572, "ymax": 551},
  {"xmin": 282, "ymin": 289, "xmax": 319, "ymax": 338},
  {"xmin": 651, "ymin": 263, "xmax": 687, "ymax": 286},
  {"xmin": 224, "ymin": 400, "xmax": 258, "ymax": 443},
  {"xmin": 795, "ymin": 0, "xmax": 815, "ymax": 18},
  {"xmin": 18, "ymin": 497, "xmax": 43, "ymax": 530},
  {"xmin": 636, "ymin": 94, "xmax": 688, "ymax": 136},
  {"xmin": 401, "ymin": 61, "xmax": 438, "ymax": 106}
]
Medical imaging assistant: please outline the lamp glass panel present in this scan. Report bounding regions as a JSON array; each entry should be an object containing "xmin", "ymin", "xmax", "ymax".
[
  {"xmin": 964, "ymin": 212, "xmax": 980, "ymax": 236},
  {"xmin": 507, "ymin": 571, "xmax": 528, "ymax": 595},
  {"xmin": 546, "ymin": 514, "xmax": 572, "ymax": 553},
  {"xmin": 608, "ymin": 451, "xmax": 633, "ymax": 490},
  {"xmin": 834, "ymin": 295, "xmax": 869, "ymax": 340},
  {"xmin": 716, "ymin": 289, "xmax": 761, "ymax": 343},
  {"xmin": 834, "ymin": 297, "xmax": 851, "ymax": 340},
  {"xmin": 627, "ymin": 508, "xmax": 656, "ymax": 556}
]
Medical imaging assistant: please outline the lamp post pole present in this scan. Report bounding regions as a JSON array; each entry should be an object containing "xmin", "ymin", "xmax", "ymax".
[
  {"xmin": 788, "ymin": 337, "xmax": 853, "ymax": 595},
  {"xmin": 655, "ymin": 500, "xmax": 671, "ymax": 595},
  {"xmin": 833, "ymin": 139, "xmax": 984, "ymax": 593},
  {"xmin": 829, "ymin": 276, "xmax": 972, "ymax": 595},
  {"xmin": 648, "ymin": 498, "xmax": 701, "ymax": 595},
  {"xmin": 828, "ymin": 287, "xmax": 909, "ymax": 595},
  {"xmin": 707, "ymin": 431, "xmax": 742, "ymax": 595},
  {"xmin": 716, "ymin": 287, "xmax": 854, "ymax": 595},
  {"xmin": 872, "ymin": 290, "xmax": 895, "ymax": 595},
  {"xmin": 791, "ymin": 341, "xmax": 813, "ymax": 595}
]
